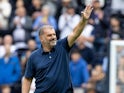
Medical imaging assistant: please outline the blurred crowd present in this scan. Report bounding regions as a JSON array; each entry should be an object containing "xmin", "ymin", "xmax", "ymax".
[{"xmin": 0, "ymin": 0, "xmax": 124, "ymax": 93}]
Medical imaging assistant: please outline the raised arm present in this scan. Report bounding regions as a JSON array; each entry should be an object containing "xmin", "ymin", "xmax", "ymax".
[{"xmin": 68, "ymin": 5, "xmax": 93, "ymax": 47}]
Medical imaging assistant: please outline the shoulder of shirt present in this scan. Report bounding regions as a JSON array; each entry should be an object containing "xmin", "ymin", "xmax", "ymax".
[
  {"xmin": 57, "ymin": 37, "xmax": 67, "ymax": 43},
  {"xmin": 29, "ymin": 48, "xmax": 40, "ymax": 58}
]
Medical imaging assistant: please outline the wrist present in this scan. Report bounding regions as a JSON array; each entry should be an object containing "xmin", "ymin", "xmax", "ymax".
[
  {"xmin": 84, "ymin": 18, "xmax": 89, "ymax": 21},
  {"xmin": 81, "ymin": 18, "xmax": 88, "ymax": 23}
]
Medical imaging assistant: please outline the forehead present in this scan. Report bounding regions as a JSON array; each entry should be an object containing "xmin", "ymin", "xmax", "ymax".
[
  {"xmin": 4, "ymin": 36, "xmax": 12, "ymax": 40},
  {"xmin": 43, "ymin": 28, "xmax": 56, "ymax": 35}
]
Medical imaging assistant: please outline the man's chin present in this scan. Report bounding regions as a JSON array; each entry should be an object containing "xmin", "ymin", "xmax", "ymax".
[{"xmin": 50, "ymin": 42, "xmax": 56, "ymax": 46}]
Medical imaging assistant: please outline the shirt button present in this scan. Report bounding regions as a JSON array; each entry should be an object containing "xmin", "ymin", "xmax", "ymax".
[{"xmin": 49, "ymin": 56, "xmax": 52, "ymax": 59}]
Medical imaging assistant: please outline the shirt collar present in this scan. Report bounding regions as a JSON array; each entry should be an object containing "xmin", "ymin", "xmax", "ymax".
[{"xmin": 40, "ymin": 44, "xmax": 55, "ymax": 54}]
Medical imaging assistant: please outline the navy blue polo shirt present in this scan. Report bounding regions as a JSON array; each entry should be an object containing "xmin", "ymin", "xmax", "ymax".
[{"xmin": 24, "ymin": 37, "xmax": 73, "ymax": 93}]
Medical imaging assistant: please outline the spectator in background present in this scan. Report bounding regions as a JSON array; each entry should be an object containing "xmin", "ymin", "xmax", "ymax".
[
  {"xmin": 9, "ymin": 0, "xmax": 25, "ymax": 22},
  {"xmin": 58, "ymin": 4, "xmax": 80, "ymax": 39},
  {"xmin": 117, "ymin": 68, "xmax": 124, "ymax": 84},
  {"xmin": 84, "ymin": 80, "xmax": 96, "ymax": 93},
  {"xmin": 44, "ymin": 0, "xmax": 58, "ymax": 17},
  {"xmin": 89, "ymin": 0, "xmax": 109, "ymax": 52},
  {"xmin": 118, "ymin": 52, "xmax": 124, "ymax": 69},
  {"xmin": 75, "ymin": 36, "xmax": 95, "ymax": 71},
  {"xmin": 0, "ymin": 35, "xmax": 16, "ymax": 58},
  {"xmin": 16, "ymin": 0, "xmax": 24, "ymax": 8},
  {"xmin": 21, "ymin": 39, "xmax": 37, "ymax": 76},
  {"xmin": 30, "ymin": 0, "xmax": 43, "ymax": 20},
  {"xmin": 56, "ymin": 0, "xmax": 77, "ymax": 20},
  {"xmin": 0, "ymin": 0, "xmax": 12, "ymax": 35},
  {"xmin": 0, "ymin": 44, "xmax": 21, "ymax": 93},
  {"xmin": 21, "ymin": 50, "xmax": 31, "ymax": 76},
  {"xmin": 90, "ymin": 65, "xmax": 106, "ymax": 93},
  {"xmin": 33, "ymin": 4, "xmax": 57, "ymax": 31},
  {"xmin": 69, "ymin": 49, "xmax": 89, "ymax": 93},
  {"xmin": 27, "ymin": 39, "xmax": 37, "ymax": 52},
  {"xmin": 108, "ymin": 16, "xmax": 124, "ymax": 40},
  {"xmin": 81, "ymin": 23, "xmax": 95, "ymax": 49},
  {"xmin": 117, "ymin": 68, "xmax": 124, "ymax": 93},
  {"xmin": 10, "ymin": 6, "xmax": 32, "ymax": 49}
]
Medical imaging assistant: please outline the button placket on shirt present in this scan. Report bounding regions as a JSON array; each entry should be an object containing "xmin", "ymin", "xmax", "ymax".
[{"xmin": 49, "ymin": 52, "xmax": 52, "ymax": 59}]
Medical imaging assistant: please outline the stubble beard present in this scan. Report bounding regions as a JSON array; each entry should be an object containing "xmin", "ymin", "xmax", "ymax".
[{"xmin": 50, "ymin": 40, "xmax": 57, "ymax": 46}]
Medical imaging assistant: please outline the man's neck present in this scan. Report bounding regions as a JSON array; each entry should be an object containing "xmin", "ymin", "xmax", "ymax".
[{"xmin": 42, "ymin": 45, "xmax": 53, "ymax": 52}]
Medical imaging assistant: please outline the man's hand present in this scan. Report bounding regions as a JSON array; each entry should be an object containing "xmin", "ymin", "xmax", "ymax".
[
  {"xmin": 68, "ymin": 4, "xmax": 93, "ymax": 47},
  {"xmin": 81, "ymin": 5, "xmax": 93, "ymax": 20}
]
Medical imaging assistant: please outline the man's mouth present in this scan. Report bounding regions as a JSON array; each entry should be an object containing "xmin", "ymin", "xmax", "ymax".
[
  {"xmin": 51, "ymin": 40, "xmax": 56, "ymax": 43},
  {"xmin": 51, "ymin": 39, "xmax": 56, "ymax": 42}
]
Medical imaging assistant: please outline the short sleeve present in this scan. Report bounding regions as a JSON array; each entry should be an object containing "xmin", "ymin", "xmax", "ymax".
[
  {"xmin": 57, "ymin": 37, "xmax": 72, "ymax": 52},
  {"xmin": 24, "ymin": 56, "xmax": 35, "ymax": 78}
]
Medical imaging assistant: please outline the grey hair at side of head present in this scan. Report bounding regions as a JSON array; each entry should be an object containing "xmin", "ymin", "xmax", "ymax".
[{"xmin": 38, "ymin": 25, "xmax": 54, "ymax": 36}]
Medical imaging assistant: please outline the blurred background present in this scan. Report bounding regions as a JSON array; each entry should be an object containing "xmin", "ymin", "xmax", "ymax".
[{"xmin": 0, "ymin": 0, "xmax": 124, "ymax": 93}]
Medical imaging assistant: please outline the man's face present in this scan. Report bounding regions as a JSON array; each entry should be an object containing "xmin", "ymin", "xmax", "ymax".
[{"xmin": 40, "ymin": 28, "xmax": 57, "ymax": 47}]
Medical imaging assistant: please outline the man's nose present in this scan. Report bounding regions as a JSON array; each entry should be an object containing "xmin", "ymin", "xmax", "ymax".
[{"xmin": 52, "ymin": 35, "xmax": 56, "ymax": 39}]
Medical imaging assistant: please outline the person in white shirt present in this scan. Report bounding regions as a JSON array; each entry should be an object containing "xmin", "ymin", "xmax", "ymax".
[
  {"xmin": 0, "ymin": 0, "xmax": 12, "ymax": 30},
  {"xmin": 0, "ymin": 35, "xmax": 16, "ymax": 58},
  {"xmin": 58, "ymin": 4, "xmax": 80, "ymax": 39}
]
